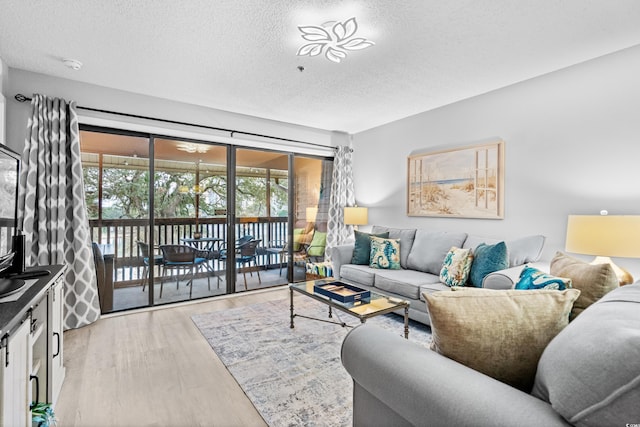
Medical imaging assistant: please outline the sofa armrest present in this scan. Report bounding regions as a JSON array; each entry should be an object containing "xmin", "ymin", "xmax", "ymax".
[
  {"xmin": 328, "ymin": 244, "xmax": 354, "ymax": 278},
  {"xmin": 341, "ymin": 324, "xmax": 569, "ymax": 427},
  {"xmin": 482, "ymin": 262, "xmax": 550, "ymax": 289}
]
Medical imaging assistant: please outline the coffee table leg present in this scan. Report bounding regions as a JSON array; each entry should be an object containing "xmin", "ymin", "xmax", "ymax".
[
  {"xmin": 290, "ymin": 287, "xmax": 295, "ymax": 329},
  {"xmin": 404, "ymin": 305, "xmax": 409, "ymax": 339},
  {"xmin": 328, "ymin": 305, "xmax": 333, "ymax": 319}
]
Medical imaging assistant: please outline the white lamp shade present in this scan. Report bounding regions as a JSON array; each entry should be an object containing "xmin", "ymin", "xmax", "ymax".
[
  {"xmin": 344, "ymin": 207, "xmax": 368, "ymax": 225},
  {"xmin": 306, "ymin": 207, "xmax": 318, "ymax": 222},
  {"xmin": 565, "ymin": 215, "xmax": 640, "ymax": 258}
]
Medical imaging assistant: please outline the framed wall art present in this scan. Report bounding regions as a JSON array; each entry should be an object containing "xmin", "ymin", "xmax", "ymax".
[{"xmin": 407, "ymin": 140, "xmax": 504, "ymax": 219}]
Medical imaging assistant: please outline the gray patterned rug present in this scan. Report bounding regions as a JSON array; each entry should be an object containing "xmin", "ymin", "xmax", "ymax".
[{"xmin": 191, "ymin": 295, "xmax": 432, "ymax": 427}]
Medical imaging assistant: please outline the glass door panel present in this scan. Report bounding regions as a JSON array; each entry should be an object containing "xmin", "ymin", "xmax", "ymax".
[
  {"xmin": 235, "ymin": 148, "xmax": 289, "ymax": 291},
  {"xmin": 292, "ymin": 156, "xmax": 333, "ymax": 282},
  {"xmin": 80, "ymin": 129, "xmax": 152, "ymax": 313},
  {"xmin": 153, "ymin": 138, "xmax": 228, "ymax": 304}
]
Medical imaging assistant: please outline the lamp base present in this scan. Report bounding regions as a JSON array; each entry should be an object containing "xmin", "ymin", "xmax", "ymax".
[{"xmin": 590, "ymin": 256, "xmax": 634, "ymax": 286}]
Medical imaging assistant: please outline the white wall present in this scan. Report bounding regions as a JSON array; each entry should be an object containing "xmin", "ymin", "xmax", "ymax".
[
  {"xmin": 0, "ymin": 56, "xmax": 7, "ymax": 144},
  {"xmin": 352, "ymin": 44, "xmax": 640, "ymax": 276},
  {"xmin": 5, "ymin": 68, "xmax": 335, "ymax": 155}
]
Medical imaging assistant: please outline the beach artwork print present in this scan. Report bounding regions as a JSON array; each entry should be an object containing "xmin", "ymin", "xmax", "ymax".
[{"xmin": 407, "ymin": 140, "xmax": 504, "ymax": 219}]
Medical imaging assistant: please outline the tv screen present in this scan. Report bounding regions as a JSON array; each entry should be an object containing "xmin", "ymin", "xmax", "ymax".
[{"xmin": 0, "ymin": 143, "xmax": 20, "ymax": 274}]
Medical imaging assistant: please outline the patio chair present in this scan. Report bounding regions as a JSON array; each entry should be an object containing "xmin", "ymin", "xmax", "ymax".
[
  {"xmin": 159, "ymin": 244, "xmax": 210, "ymax": 299},
  {"xmin": 220, "ymin": 238, "xmax": 262, "ymax": 290},
  {"xmin": 218, "ymin": 235, "xmax": 254, "ymax": 260},
  {"xmin": 137, "ymin": 241, "xmax": 165, "ymax": 292}
]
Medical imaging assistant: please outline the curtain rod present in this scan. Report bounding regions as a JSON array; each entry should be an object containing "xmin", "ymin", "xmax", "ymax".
[{"xmin": 14, "ymin": 93, "xmax": 336, "ymax": 151}]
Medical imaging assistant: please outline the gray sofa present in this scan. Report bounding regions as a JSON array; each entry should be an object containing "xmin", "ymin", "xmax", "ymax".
[
  {"xmin": 341, "ymin": 282, "xmax": 640, "ymax": 426},
  {"xmin": 330, "ymin": 225, "xmax": 546, "ymax": 325}
]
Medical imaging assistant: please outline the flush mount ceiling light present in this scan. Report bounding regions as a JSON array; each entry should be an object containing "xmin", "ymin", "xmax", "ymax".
[
  {"xmin": 296, "ymin": 17, "xmax": 374, "ymax": 63},
  {"xmin": 176, "ymin": 142, "xmax": 209, "ymax": 154}
]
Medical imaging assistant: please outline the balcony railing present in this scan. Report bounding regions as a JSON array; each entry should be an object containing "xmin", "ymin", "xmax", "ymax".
[{"xmin": 89, "ymin": 216, "xmax": 288, "ymax": 287}]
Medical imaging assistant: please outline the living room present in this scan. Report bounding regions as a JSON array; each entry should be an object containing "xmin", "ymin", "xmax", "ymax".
[{"xmin": 1, "ymin": 2, "xmax": 639, "ymax": 426}]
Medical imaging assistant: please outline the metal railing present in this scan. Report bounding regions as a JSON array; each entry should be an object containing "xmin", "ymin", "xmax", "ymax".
[{"xmin": 89, "ymin": 216, "xmax": 288, "ymax": 287}]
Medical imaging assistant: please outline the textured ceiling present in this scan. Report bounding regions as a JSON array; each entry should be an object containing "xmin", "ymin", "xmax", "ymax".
[{"xmin": 1, "ymin": 1, "xmax": 640, "ymax": 133}]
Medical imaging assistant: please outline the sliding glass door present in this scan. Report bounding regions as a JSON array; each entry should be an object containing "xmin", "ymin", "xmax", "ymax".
[{"xmin": 80, "ymin": 125, "xmax": 333, "ymax": 313}]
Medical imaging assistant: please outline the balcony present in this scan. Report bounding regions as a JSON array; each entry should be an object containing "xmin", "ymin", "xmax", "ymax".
[{"xmin": 90, "ymin": 216, "xmax": 311, "ymax": 312}]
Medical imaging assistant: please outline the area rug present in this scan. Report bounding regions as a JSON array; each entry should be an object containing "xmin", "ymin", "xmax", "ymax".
[{"xmin": 191, "ymin": 296, "xmax": 432, "ymax": 427}]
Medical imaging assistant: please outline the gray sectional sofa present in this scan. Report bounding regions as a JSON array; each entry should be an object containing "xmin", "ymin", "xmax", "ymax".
[
  {"xmin": 341, "ymin": 282, "xmax": 640, "ymax": 426},
  {"xmin": 329, "ymin": 225, "xmax": 546, "ymax": 325}
]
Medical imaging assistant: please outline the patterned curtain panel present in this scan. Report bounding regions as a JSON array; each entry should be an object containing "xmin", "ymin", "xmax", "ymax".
[
  {"xmin": 325, "ymin": 145, "xmax": 355, "ymax": 262},
  {"xmin": 17, "ymin": 94, "xmax": 101, "ymax": 330}
]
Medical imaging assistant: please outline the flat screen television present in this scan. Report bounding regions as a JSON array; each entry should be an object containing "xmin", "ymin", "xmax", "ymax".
[{"xmin": 0, "ymin": 142, "xmax": 20, "ymax": 282}]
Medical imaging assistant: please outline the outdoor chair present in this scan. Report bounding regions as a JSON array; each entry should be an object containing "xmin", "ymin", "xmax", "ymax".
[
  {"xmin": 137, "ymin": 241, "xmax": 165, "ymax": 292},
  {"xmin": 159, "ymin": 244, "xmax": 210, "ymax": 299},
  {"xmin": 220, "ymin": 238, "xmax": 262, "ymax": 289}
]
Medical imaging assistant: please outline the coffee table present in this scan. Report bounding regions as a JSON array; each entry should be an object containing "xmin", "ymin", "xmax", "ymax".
[{"xmin": 289, "ymin": 278, "xmax": 410, "ymax": 339}]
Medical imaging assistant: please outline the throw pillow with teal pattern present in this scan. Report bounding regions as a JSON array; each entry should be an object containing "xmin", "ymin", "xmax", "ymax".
[
  {"xmin": 515, "ymin": 266, "xmax": 572, "ymax": 290},
  {"xmin": 468, "ymin": 241, "xmax": 509, "ymax": 287},
  {"xmin": 369, "ymin": 236, "xmax": 401, "ymax": 270}
]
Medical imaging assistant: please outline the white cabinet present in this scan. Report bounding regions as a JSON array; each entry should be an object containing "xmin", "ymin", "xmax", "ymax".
[
  {"xmin": 48, "ymin": 277, "xmax": 65, "ymax": 405},
  {"xmin": 0, "ymin": 267, "xmax": 66, "ymax": 426},
  {"xmin": 0, "ymin": 319, "xmax": 31, "ymax": 427}
]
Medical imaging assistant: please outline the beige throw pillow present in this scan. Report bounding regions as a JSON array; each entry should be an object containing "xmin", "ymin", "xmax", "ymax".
[
  {"xmin": 424, "ymin": 287, "xmax": 580, "ymax": 391},
  {"xmin": 549, "ymin": 251, "xmax": 618, "ymax": 320}
]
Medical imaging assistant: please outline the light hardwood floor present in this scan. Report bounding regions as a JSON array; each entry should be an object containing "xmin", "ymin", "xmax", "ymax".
[{"xmin": 56, "ymin": 286, "xmax": 290, "ymax": 426}]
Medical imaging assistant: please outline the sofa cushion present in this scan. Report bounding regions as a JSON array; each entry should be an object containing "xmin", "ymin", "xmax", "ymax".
[
  {"xmin": 550, "ymin": 251, "xmax": 618, "ymax": 319},
  {"xmin": 464, "ymin": 235, "xmax": 545, "ymax": 267},
  {"xmin": 340, "ymin": 264, "xmax": 376, "ymax": 286},
  {"xmin": 375, "ymin": 269, "xmax": 440, "ymax": 300},
  {"xmin": 351, "ymin": 230, "xmax": 389, "ymax": 265},
  {"xmin": 468, "ymin": 241, "xmax": 509, "ymax": 287},
  {"xmin": 406, "ymin": 230, "xmax": 468, "ymax": 275},
  {"xmin": 515, "ymin": 266, "xmax": 571, "ymax": 291},
  {"xmin": 371, "ymin": 226, "xmax": 416, "ymax": 268},
  {"xmin": 424, "ymin": 287, "xmax": 580, "ymax": 391},
  {"xmin": 532, "ymin": 283, "xmax": 640, "ymax": 426},
  {"xmin": 369, "ymin": 237, "xmax": 401, "ymax": 270},
  {"xmin": 419, "ymin": 282, "xmax": 450, "ymax": 301},
  {"xmin": 439, "ymin": 246, "xmax": 474, "ymax": 287}
]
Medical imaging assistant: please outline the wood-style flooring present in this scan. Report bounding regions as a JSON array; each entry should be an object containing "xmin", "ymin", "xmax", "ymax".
[{"xmin": 56, "ymin": 286, "xmax": 289, "ymax": 427}]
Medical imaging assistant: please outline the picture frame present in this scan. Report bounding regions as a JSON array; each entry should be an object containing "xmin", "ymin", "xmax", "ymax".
[{"xmin": 407, "ymin": 140, "xmax": 504, "ymax": 219}]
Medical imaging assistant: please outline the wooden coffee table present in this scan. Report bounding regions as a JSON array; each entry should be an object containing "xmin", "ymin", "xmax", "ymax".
[{"xmin": 289, "ymin": 278, "xmax": 410, "ymax": 338}]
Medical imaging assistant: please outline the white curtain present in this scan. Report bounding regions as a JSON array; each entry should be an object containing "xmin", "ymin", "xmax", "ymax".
[
  {"xmin": 325, "ymin": 145, "xmax": 355, "ymax": 262},
  {"xmin": 18, "ymin": 94, "xmax": 101, "ymax": 330}
]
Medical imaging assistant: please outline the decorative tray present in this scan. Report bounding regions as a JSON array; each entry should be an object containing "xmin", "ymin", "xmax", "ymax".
[{"xmin": 313, "ymin": 281, "xmax": 371, "ymax": 304}]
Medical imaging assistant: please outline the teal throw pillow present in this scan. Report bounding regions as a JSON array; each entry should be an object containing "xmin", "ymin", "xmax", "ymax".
[
  {"xmin": 369, "ymin": 236, "xmax": 401, "ymax": 270},
  {"xmin": 351, "ymin": 230, "xmax": 389, "ymax": 265},
  {"xmin": 515, "ymin": 266, "xmax": 571, "ymax": 291},
  {"xmin": 440, "ymin": 246, "xmax": 474, "ymax": 287},
  {"xmin": 469, "ymin": 242, "xmax": 509, "ymax": 287}
]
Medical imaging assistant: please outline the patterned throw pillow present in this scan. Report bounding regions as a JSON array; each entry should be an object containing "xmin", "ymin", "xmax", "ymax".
[
  {"xmin": 469, "ymin": 241, "xmax": 509, "ymax": 287},
  {"xmin": 439, "ymin": 247, "xmax": 474, "ymax": 287},
  {"xmin": 515, "ymin": 266, "xmax": 571, "ymax": 290},
  {"xmin": 369, "ymin": 236, "xmax": 401, "ymax": 270},
  {"xmin": 351, "ymin": 230, "xmax": 389, "ymax": 265}
]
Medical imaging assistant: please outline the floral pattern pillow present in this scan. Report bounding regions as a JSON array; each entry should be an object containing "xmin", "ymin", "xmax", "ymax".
[
  {"xmin": 440, "ymin": 246, "xmax": 474, "ymax": 287},
  {"xmin": 369, "ymin": 236, "xmax": 401, "ymax": 270}
]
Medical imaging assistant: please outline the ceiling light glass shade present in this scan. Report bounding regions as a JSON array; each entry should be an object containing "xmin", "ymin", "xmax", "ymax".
[
  {"xmin": 565, "ymin": 214, "xmax": 640, "ymax": 285},
  {"xmin": 344, "ymin": 206, "xmax": 368, "ymax": 225},
  {"xmin": 297, "ymin": 17, "xmax": 374, "ymax": 63},
  {"xmin": 176, "ymin": 142, "xmax": 209, "ymax": 154}
]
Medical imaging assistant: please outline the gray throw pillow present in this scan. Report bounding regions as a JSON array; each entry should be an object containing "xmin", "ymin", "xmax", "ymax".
[{"xmin": 351, "ymin": 230, "xmax": 389, "ymax": 265}]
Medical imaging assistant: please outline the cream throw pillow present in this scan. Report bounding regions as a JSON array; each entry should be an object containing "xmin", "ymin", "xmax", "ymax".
[
  {"xmin": 424, "ymin": 287, "xmax": 580, "ymax": 391},
  {"xmin": 550, "ymin": 251, "xmax": 619, "ymax": 320}
]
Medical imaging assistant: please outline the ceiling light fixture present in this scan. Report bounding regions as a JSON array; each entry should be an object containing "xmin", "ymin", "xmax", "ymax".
[
  {"xmin": 62, "ymin": 58, "xmax": 83, "ymax": 71},
  {"xmin": 296, "ymin": 17, "xmax": 374, "ymax": 63},
  {"xmin": 176, "ymin": 142, "xmax": 209, "ymax": 154}
]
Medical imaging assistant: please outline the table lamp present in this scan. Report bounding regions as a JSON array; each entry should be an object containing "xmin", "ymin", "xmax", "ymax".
[
  {"xmin": 344, "ymin": 206, "xmax": 368, "ymax": 231},
  {"xmin": 306, "ymin": 207, "xmax": 318, "ymax": 223},
  {"xmin": 565, "ymin": 213, "xmax": 640, "ymax": 285}
]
